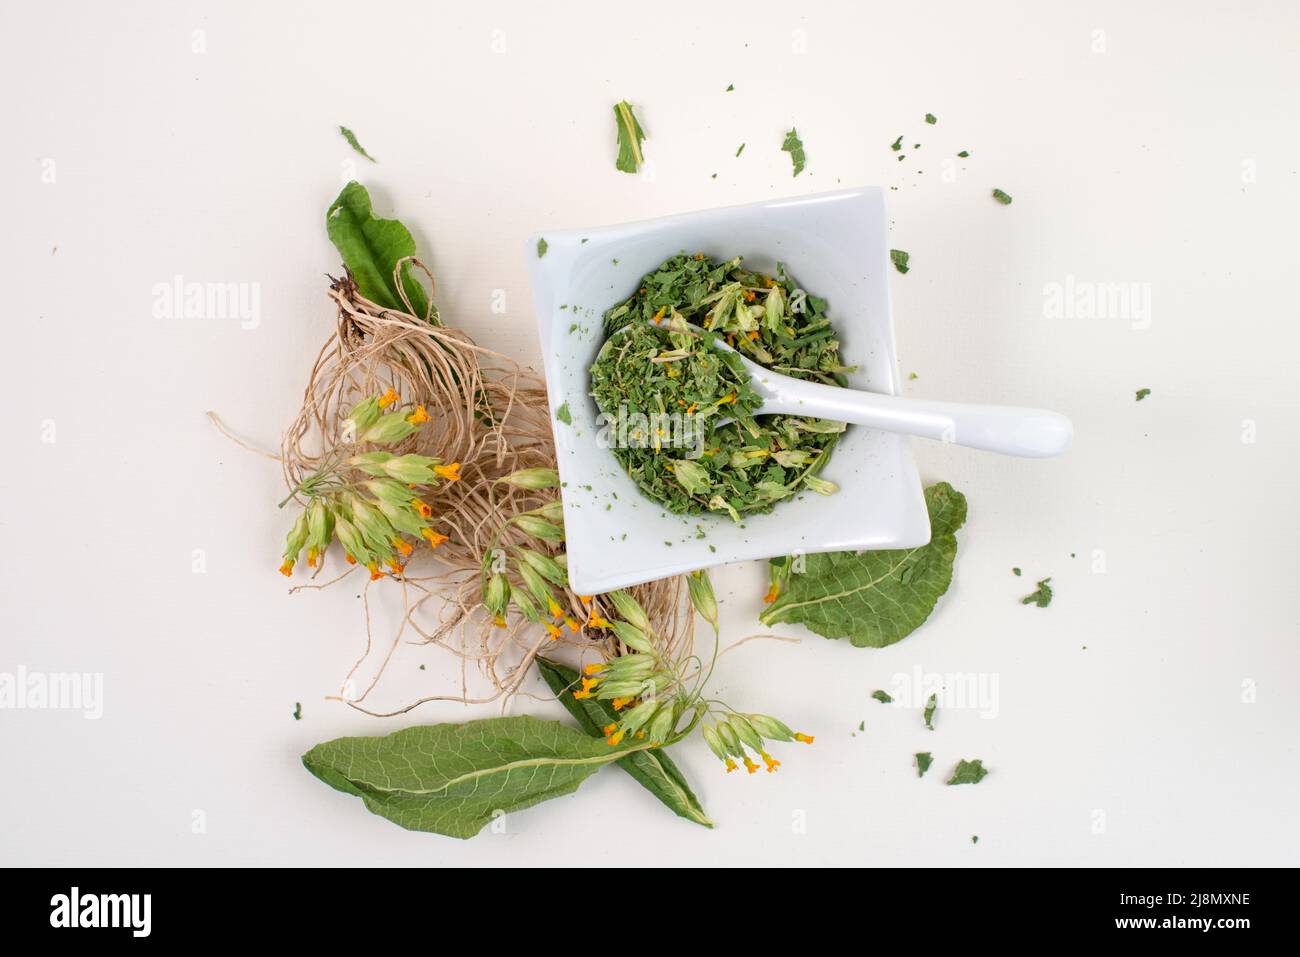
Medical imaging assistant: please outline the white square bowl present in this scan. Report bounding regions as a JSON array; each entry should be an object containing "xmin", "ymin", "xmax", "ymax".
[{"xmin": 525, "ymin": 187, "xmax": 929, "ymax": 595}]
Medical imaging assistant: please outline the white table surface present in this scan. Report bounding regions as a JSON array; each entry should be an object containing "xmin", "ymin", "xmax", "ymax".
[{"xmin": 3, "ymin": 0, "xmax": 1298, "ymax": 867}]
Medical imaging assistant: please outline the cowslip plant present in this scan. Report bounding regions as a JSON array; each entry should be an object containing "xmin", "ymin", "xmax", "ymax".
[{"xmin": 278, "ymin": 389, "xmax": 460, "ymax": 580}]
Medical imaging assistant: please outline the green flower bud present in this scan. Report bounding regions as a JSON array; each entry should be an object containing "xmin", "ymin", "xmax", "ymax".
[
  {"xmin": 702, "ymin": 725, "xmax": 729, "ymax": 762},
  {"xmin": 362, "ymin": 478, "xmax": 414, "ymax": 505},
  {"xmin": 483, "ymin": 572, "xmax": 511, "ymax": 619},
  {"xmin": 343, "ymin": 396, "xmax": 381, "ymax": 437},
  {"xmin": 306, "ymin": 498, "xmax": 332, "ymax": 549},
  {"xmin": 515, "ymin": 560, "xmax": 559, "ymax": 614},
  {"xmin": 646, "ymin": 704, "xmax": 676, "ymax": 743},
  {"xmin": 349, "ymin": 451, "xmax": 395, "ymax": 477},
  {"xmin": 512, "ymin": 514, "xmax": 564, "ymax": 542},
  {"xmin": 746, "ymin": 713, "xmax": 795, "ymax": 742},
  {"xmin": 282, "ymin": 512, "xmax": 309, "ymax": 560},
  {"xmin": 333, "ymin": 516, "xmax": 371, "ymax": 565},
  {"xmin": 376, "ymin": 498, "xmax": 426, "ymax": 536},
  {"xmin": 803, "ymin": 474, "xmax": 839, "ymax": 495},
  {"xmin": 514, "ymin": 548, "xmax": 567, "ymax": 586},
  {"xmin": 727, "ymin": 714, "xmax": 764, "ymax": 751},
  {"xmin": 716, "ymin": 720, "xmax": 745, "ymax": 756},
  {"xmin": 382, "ymin": 454, "xmax": 441, "ymax": 484},
  {"xmin": 686, "ymin": 570, "xmax": 718, "ymax": 630},
  {"xmin": 511, "ymin": 588, "xmax": 541, "ymax": 622},
  {"xmin": 361, "ymin": 413, "xmax": 419, "ymax": 446},
  {"xmin": 617, "ymin": 699, "xmax": 661, "ymax": 735},
  {"xmin": 610, "ymin": 620, "xmax": 654, "ymax": 655},
  {"xmin": 604, "ymin": 653, "xmax": 656, "ymax": 679},
  {"xmin": 607, "ymin": 590, "xmax": 652, "ymax": 633},
  {"xmin": 533, "ymin": 500, "xmax": 564, "ymax": 523},
  {"xmin": 349, "ymin": 497, "xmax": 398, "ymax": 554},
  {"xmin": 497, "ymin": 468, "xmax": 559, "ymax": 490}
]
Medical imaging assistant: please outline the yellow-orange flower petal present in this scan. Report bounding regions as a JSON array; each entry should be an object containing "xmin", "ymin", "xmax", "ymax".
[
  {"xmin": 546, "ymin": 623, "xmax": 562, "ymax": 641},
  {"xmin": 434, "ymin": 462, "xmax": 461, "ymax": 482},
  {"xmin": 763, "ymin": 583, "xmax": 779, "ymax": 604},
  {"xmin": 406, "ymin": 405, "xmax": 430, "ymax": 425},
  {"xmin": 565, "ymin": 616, "xmax": 580, "ymax": 633},
  {"xmin": 279, "ymin": 559, "xmax": 294, "ymax": 577},
  {"xmin": 583, "ymin": 662, "xmax": 604, "ymax": 676},
  {"xmin": 411, "ymin": 498, "xmax": 433, "ymax": 519},
  {"xmin": 579, "ymin": 595, "xmax": 593, "ymax": 604},
  {"xmin": 421, "ymin": 528, "xmax": 448, "ymax": 549},
  {"xmin": 378, "ymin": 388, "xmax": 399, "ymax": 408},
  {"xmin": 743, "ymin": 757, "xmax": 760, "ymax": 775},
  {"xmin": 587, "ymin": 613, "xmax": 611, "ymax": 630},
  {"xmin": 393, "ymin": 539, "xmax": 414, "ymax": 557},
  {"xmin": 367, "ymin": 562, "xmax": 383, "ymax": 581},
  {"xmin": 795, "ymin": 732, "xmax": 815, "ymax": 745},
  {"xmin": 724, "ymin": 758, "xmax": 738, "ymax": 774},
  {"xmin": 762, "ymin": 751, "xmax": 781, "ymax": 773},
  {"xmin": 606, "ymin": 730, "xmax": 625, "ymax": 746}
]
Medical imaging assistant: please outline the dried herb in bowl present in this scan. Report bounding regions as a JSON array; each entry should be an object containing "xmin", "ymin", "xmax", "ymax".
[{"xmin": 591, "ymin": 253, "xmax": 851, "ymax": 521}]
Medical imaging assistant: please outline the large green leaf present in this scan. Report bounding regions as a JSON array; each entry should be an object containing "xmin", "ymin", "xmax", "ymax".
[
  {"xmin": 302, "ymin": 715, "xmax": 637, "ymax": 838},
  {"xmin": 326, "ymin": 181, "xmax": 433, "ymax": 322},
  {"xmin": 536, "ymin": 657, "xmax": 712, "ymax": 828},
  {"xmin": 758, "ymin": 482, "xmax": 967, "ymax": 647}
]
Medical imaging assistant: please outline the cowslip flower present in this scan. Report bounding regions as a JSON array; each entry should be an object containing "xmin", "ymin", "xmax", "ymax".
[{"xmin": 434, "ymin": 462, "xmax": 461, "ymax": 482}]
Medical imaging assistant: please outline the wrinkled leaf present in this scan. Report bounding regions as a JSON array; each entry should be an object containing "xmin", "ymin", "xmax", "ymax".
[
  {"xmin": 759, "ymin": 482, "xmax": 967, "ymax": 647},
  {"xmin": 536, "ymin": 658, "xmax": 712, "ymax": 828},
  {"xmin": 326, "ymin": 181, "xmax": 432, "ymax": 321},
  {"xmin": 302, "ymin": 715, "xmax": 635, "ymax": 838},
  {"xmin": 915, "ymin": 752, "xmax": 933, "ymax": 777},
  {"xmin": 781, "ymin": 127, "xmax": 806, "ymax": 176},
  {"xmin": 339, "ymin": 126, "xmax": 377, "ymax": 162},
  {"xmin": 947, "ymin": 759, "xmax": 989, "ymax": 785}
]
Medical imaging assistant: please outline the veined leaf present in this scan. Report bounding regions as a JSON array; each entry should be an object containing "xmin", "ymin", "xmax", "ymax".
[
  {"xmin": 326, "ymin": 181, "xmax": 433, "ymax": 322},
  {"xmin": 613, "ymin": 101, "xmax": 646, "ymax": 174},
  {"xmin": 759, "ymin": 482, "xmax": 967, "ymax": 647},
  {"xmin": 302, "ymin": 715, "xmax": 638, "ymax": 838},
  {"xmin": 536, "ymin": 657, "xmax": 712, "ymax": 828}
]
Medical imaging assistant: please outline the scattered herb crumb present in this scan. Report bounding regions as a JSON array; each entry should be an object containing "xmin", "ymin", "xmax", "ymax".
[
  {"xmin": 923, "ymin": 693, "xmax": 937, "ymax": 730},
  {"xmin": 1021, "ymin": 577, "xmax": 1053, "ymax": 607},
  {"xmin": 915, "ymin": 752, "xmax": 934, "ymax": 777},
  {"xmin": 536, "ymin": 237, "xmax": 548, "ymax": 258},
  {"xmin": 890, "ymin": 249, "xmax": 911, "ymax": 274},
  {"xmin": 292, "ymin": 702, "xmax": 302, "ymax": 721},
  {"xmin": 1135, "ymin": 388, "xmax": 1151, "ymax": 401},
  {"xmin": 971, "ymin": 835, "xmax": 980, "ymax": 844},
  {"xmin": 858, "ymin": 720, "xmax": 865, "ymax": 731},
  {"xmin": 890, "ymin": 135, "xmax": 903, "ymax": 151},
  {"xmin": 872, "ymin": 689, "xmax": 894, "ymax": 704},
  {"xmin": 338, "ymin": 126, "xmax": 377, "ymax": 162},
  {"xmin": 925, "ymin": 113, "xmax": 937, "ymax": 125},
  {"xmin": 992, "ymin": 188, "xmax": 1013, "ymax": 205},
  {"xmin": 735, "ymin": 143, "xmax": 745, "ymax": 158},
  {"xmin": 725, "ymin": 83, "xmax": 734, "ymax": 92},
  {"xmin": 897, "ymin": 154, "xmax": 906, "ymax": 162},
  {"xmin": 947, "ymin": 759, "xmax": 989, "ymax": 785},
  {"xmin": 1012, "ymin": 567, "xmax": 1022, "ymax": 576},
  {"xmin": 613, "ymin": 100, "xmax": 646, "ymax": 174},
  {"xmin": 781, "ymin": 128, "xmax": 806, "ymax": 176},
  {"xmin": 908, "ymin": 372, "xmax": 918, "ymax": 381},
  {"xmin": 555, "ymin": 401, "xmax": 572, "ymax": 425},
  {"xmin": 957, "ymin": 150, "xmax": 970, "ymax": 158},
  {"xmin": 418, "ymin": 664, "xmax": 426, "ymax": 670}
]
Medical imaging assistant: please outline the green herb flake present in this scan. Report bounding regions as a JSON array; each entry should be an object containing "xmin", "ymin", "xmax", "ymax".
[
  {"xmin": 957, "ymin": 150, "xmax": 970, "ymax": 158},
  {"xmin": 915, "ymin": 752, "xmax": 933, "ymax": 777},
  {"xmin": 555, "ymin": 401, "xmax": 573, "ymax": 425},
  {"xmin": 736, "ymin": 143, "xmax": 746, "ymax": 158},
  {"xmin": 1012, "ymin": 567, "xmax": 1022, "ymax": 576},
  {"xmin": 1135, "ymin": 388, "xmax": 1151, "ymax": 401},
  {"xmin": 923, "ymin": 693, "xmax": 937, "ymax": 730},
  {"xmin": 908, "ymin": 372, "xmax": 918, "ymax": 380},
  {"xmin": 1021, "ymin": 577, "xmax": 1053, "ymax": 607},
  {"xmin": 947, "ymin": 759, "xmax": 989, "ymax": 786},
  {"xmin": 890, "ymin": 249, "xmax": 911, "ymax": 275},
  {"xmin": 871, "ymin": 689, "xmax": 894, "ymax": 704},
  {"xmin": 992, "ymin": 188, "xmax": 1013, "ymax": 205},
  {"xmin": 338, "ymin": 126, "xmax": 377, "ymax": 163},
  {"xmin": 293, "ymin": 702, "xmax": 302, "ymax": 721},
  {"xmin": 858, "ymin": 720, "xmax": 865, "ymax": 732},
  {"xmin": 925, "ymin": 113, "xmax": 937, "ymax": 124},
  {"xmin": 781, "ymin": 128, "xmax": 806, "ymax": 176},
  {"xmin": 725, "ymin": 83, "xmax": 734, "ymax": 92},
  {"xmin": 536, "ymin": 237, "xmax": 548, "ymax": 258},
  {"xmin": 613, "ymin": 100, "xmax": 646, "ymax": 174},
  {"xmin": 971, "ymin": 835, "xmax": 980, "ymax": 844},
  {"xmin": 890, "ymin": 135, "xmax": 903, "ymax": 151}
]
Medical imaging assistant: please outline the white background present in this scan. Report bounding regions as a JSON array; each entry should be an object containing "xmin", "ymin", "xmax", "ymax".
[{"xmin": 2, "ymin": 0, "xmax": 1298, "ymax": 866}]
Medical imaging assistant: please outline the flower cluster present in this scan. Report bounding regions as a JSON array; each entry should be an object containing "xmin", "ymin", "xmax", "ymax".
[
  {"xmin": 278, "ymin": 390, "xmax": 459, "ymax": 580},
  {"xmin": 702, "ymin": 713, "xmax": 813, "ymax": 775}
]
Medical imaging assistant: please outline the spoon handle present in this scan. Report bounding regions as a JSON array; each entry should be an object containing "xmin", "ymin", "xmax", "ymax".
[{"xmin": 756, "ymin": 376, "xmax": 1073, "ymax": 458}]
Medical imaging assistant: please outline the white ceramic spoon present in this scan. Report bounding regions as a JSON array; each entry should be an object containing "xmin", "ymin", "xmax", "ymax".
[{"xmin": 614, "ymin": 324, "xmax": 1073, "ymax": 458}]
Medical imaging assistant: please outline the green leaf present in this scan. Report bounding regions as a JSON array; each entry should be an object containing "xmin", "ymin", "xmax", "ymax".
[
  {"xmin": 555, "ymin": 401, "xmax": 572, "ymax": 425},
  {"xmin": 915, "ymin": 751, "xmax": 933, "ymax": 777},
  {"xmin": 992, "ymin": 188, "xmax": 1013, "ymax": 205},
  {"xmin": 1135, "ymin": 387, "xmax": 1151, "ymax": 401},
  {"xmin": 946, "ymin": 759, "xmax": 989, "ymax": 785},
  {"xmin": 338, "ymin": 126, "xmax": 377, "ymax": 162},
  {"xmin": 535, "ymin": 658, "xmax": 713, "ymax": 828},
  {"xmin": 326, "ymin": 181, "xmax": 432, "ymax": 322},
  {"xmin": 302, "ymin": 715, "xmax": 639, "ymax": 839},
  {"xmin": 924, "ymin": 113, "xmax": 937, "ymax": 125},
  {"xmin": 781, "ymin": 128, "xmax": 806, "ymax": 176},
  {"xmin": 923, "ymin": 693, "xmax": 937, "ymax": 730},
  {"xmin": 759, "ymin": 482, "xmax": 967, "ymax": 647},
  {"xmin": 613, "ymin": 101, "xmax": 646, "ymax": 173},
  {"xmin": 1021, "ymin": 577, "xmax": 1053, "ymax": 607},
  {"xmin": 890, "ymin": 249, "xmax": 911, "ymax": 274},
  {"xmin": 871, "ymin": 689, "xmax": 893, "ymax": 704},
  {"xmin": 537, "ymin": 237, "xmax": 548, "ymax": 258}
]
